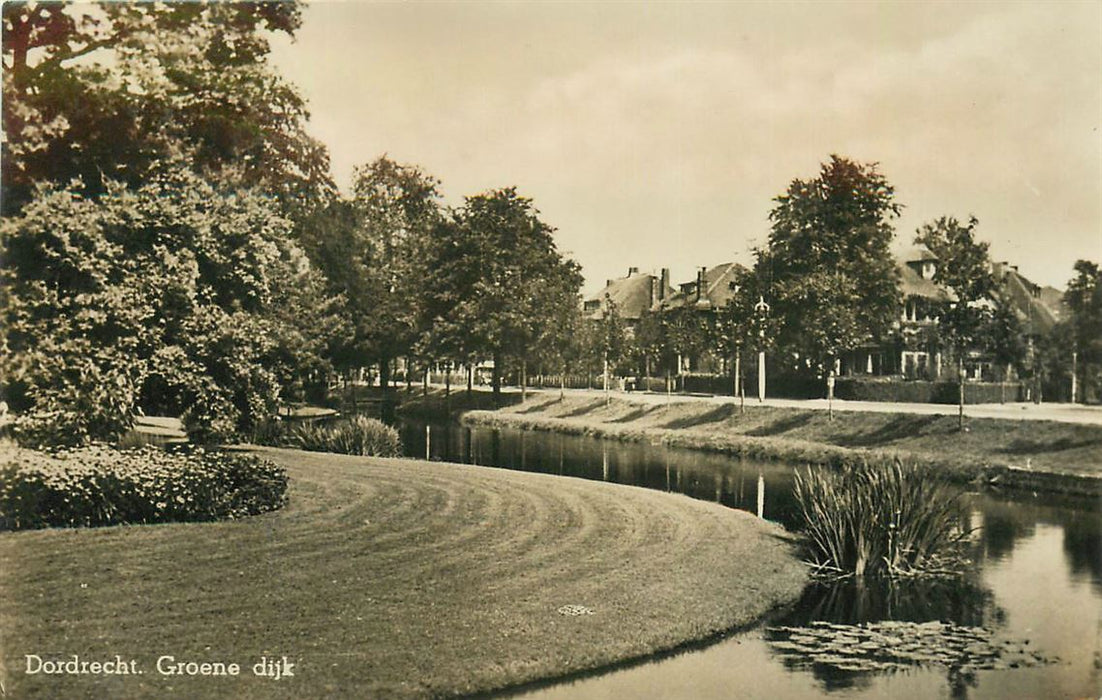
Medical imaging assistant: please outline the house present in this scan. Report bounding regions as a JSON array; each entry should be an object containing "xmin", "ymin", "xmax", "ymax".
[
  {"xmin": 583, "ymin": 267, "xmax": 674, "ymax": 327},
  {"xmin": 991, "ymin": 261, "xmax": 1065, "ymax": 337},
  {"xmin": 659, "ymin": 262, "xmax": 745, "ymax": 313},
  {"xmin": 656, "ymin": 262, "xmax": 745, "ymax": 373},
  {"xmin": 892, "ymin": 246, "xmax": 954, "ymax": 379}
]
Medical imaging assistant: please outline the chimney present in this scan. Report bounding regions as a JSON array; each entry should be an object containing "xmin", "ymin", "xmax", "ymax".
[
  {"xmin": 659, "ymin": 268, "xmax": 670, "ymax": 301},
  {"xmin": 649, "ymin": 276, "xmax": 658, "ymax": 308},
  {"xmin": 606, "ymin": 279, "xmax": 613, "ymax": 289},
  {"xmin": 628, "ymin": 266, "xmax": 639, "ymax": 276},
  {"xmin": 695, "ymin": 267, "xmax": 706, "ymax": 302}
]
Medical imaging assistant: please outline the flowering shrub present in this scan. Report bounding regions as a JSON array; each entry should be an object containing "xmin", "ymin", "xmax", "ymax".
[
  {"xmin": 0, "ymin": 444, "xmax": 287, "ymax": 531},
  {"xmin": 286, "ymin": 416, "xmax": 402, "ymax": 457}
]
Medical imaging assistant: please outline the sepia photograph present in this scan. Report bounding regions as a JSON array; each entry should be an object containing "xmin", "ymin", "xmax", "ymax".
[{"xmin": 1, "ymin": 1, "xmax": 1100, "ymax": 698}]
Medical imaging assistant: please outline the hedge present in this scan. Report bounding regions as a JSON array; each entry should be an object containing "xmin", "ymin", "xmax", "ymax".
[
  {"xmin": 0, "ymin": 444, "xmax": 288, "ymax": 531},
  {"xmin": 833, "ymin": 378, "xmax": 1023, "ymax": 404}
]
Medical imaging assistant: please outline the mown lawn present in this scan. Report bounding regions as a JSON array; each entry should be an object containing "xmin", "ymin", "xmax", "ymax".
[{"xmin": 0, "ymin": 448, "xmax": 806, "ymax": 699}]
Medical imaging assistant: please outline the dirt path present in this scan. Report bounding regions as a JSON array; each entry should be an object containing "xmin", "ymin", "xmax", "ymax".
[{"xmin": 1, "ymin": 448, "xmax": 807, "ymax": 699}]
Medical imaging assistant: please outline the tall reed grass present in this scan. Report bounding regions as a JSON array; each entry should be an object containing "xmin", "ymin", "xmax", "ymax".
[
  {"xmin": 793, "ymin": 458, "xmax": 969, "ymax": 578},
  {"xmin": 288, "ymin": 415, "xmax": 402, "ymax": 458}
]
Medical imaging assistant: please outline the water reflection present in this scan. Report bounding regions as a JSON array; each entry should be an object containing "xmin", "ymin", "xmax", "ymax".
[
  {"xmin": 397, "ymin": 421, "xmax": 1101, "ymax": 700},
  {"xmin": 779, "ymin": 576, "xmax": 1001, "ymax": 628}
]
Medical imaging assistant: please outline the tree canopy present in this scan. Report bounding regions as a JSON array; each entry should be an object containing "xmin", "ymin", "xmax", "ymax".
[
  {"xmin": 914, "ymin": 215, "xmax": 995, "ymax": 357},
  {"xmin": 1063, "ymin": 260, "xmax": 1102, "ymax": 401},
  {"xmin": 2, "ymin": 1, "xmax": 333, "ymax": 217},
  {"xmin": 1, "ymin": 162, "xmax": 336, "ymax": 444},
  {"xmin": 299, "ymin": 157, "xmax": 443, "ymax": 392},
  {"xmin": 420, "ymin": 188, "xmax": 583, "ymax": 399},
  {"xmin": 755, "ymin": 155, "xmax": 901, "ymax": 372}
]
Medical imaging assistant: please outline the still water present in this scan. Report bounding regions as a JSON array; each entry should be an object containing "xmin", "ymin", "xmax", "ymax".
[{"xmin": 399, "ymin": 422, "xmax": 1102, "ymax": 700}]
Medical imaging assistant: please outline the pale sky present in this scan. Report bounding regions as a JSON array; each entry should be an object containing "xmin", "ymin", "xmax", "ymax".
[{"xmin": 269, "ymin": 1, "xmax": 1102, "ymax": 295}]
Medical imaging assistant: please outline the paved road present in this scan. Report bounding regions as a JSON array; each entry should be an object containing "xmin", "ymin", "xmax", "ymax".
[{"xmin": 521, "ymin": 386, "xmax": 1102, "ymax": 426}]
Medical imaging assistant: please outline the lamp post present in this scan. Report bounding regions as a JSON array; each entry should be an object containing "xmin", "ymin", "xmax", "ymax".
[
  {"xmin": 754, "ymin": 296, "xmax": 770, "ymax": 402},
  {"xmin": 1071, "ymin": 350, "xmax": 1078, "ymax": 404},
  {"xmin": 958, "ymin": 359, "xmax": 966, "ymax": 431}
]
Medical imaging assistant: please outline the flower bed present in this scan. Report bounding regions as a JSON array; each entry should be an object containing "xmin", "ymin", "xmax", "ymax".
[{"xmin": 0, "ymin": 444, "xmax": 287, "ymax": 531}]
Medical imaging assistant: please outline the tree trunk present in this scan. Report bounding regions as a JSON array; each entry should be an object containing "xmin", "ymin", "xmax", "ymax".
[
  {"xmin": 467, "ymin": 364, "xmax": 473, "ymax": 395},
  {"xmin": 492, "ymin": 352, "xmax": 502, "ymax": 406},
  {"xmin": 603, "ymin": 352, "xmax": 609, "ymax": 405},
  {"xmin": 521, "ymin": 358, "xmax": 527, "ymax": 403},
  {"xmin": 958, "ymin": 356, "xmax": 965, "ymax": 431},
  {"xmin": 406, "ymin": 355, "xmax": 413, "ymax": 393}
]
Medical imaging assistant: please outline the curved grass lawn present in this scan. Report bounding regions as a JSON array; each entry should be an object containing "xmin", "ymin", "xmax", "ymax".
[{"xmin": 0, "ymin": 447, "xmax": 807, "ymax": 699}]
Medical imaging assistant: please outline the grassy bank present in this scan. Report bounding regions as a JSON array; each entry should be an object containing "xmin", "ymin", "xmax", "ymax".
[
  {"xmin": 1, "ymin": 447, "xmax": 807, "ymax": 699},
  {"xmin": 463, "ymin": 395, "xmax": 1102, "ymax": 496}
]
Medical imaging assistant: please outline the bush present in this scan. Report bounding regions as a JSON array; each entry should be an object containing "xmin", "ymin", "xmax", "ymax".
[
  {"xmin": 833, "ymin": 377, "xmax": 1022, "ymax": 404},
  {"xmin": 287, "ymin": 415, "xmax": 401, "ymax": 457},
  {"xmin": 0, "ymin": 444, "xmax": 287, "ymax": 531},
  {"xmin": 793, "ymin": 458, "xmax": 968, "ymax": 578}
]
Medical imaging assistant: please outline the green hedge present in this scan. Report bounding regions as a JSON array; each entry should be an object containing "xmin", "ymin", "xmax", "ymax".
[
  {"xmin": 0, "ymin": 445, "xmax": 287, "ymax": 531},
  {"xmin": 833, "ymin": 378, "xmax": 1022, "ymax": 404}
]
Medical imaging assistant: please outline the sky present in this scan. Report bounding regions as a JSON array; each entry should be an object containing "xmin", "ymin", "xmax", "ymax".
[{"xmin": 269, "ymin": 1, "xmax": 1101, "ymax": 295}]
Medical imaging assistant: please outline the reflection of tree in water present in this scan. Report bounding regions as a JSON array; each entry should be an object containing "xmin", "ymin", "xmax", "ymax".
[
  {"xmin": 1062, "ymin": 508, "xmax": 1102, "ymax": 591},
  {"xmin": 971, "ymin": 492, "xmax": 1101, "ymax": 593},
  {"xmin": 974, "ymin": 498, "xmax": 1036, "ymax": 562}
]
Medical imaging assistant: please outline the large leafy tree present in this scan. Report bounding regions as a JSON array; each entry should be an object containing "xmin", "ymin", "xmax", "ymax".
[
  {"xmin": 1063, "ymin": 260, "xmax": 1102, "ymax": 402},
  {"xmin": 338, "ymin": 157, "xmax": 441, "ymax": 393},
  {"xmin": 1, "ymin": 163, "xmax": 336, "ymax": 444},
  {"xmin": 421, "ymin": 188, "xmax": 582, "ymax": 403},
  {"xmin": 757, "ymin": 155, "xmax": 901, "ymax": 373},
  {"xmin": 914, "ymin": 215, "xmax": 996, "ymax": 368},
  {"xmin": 2, "ymin": 1, "xmax": 333, "ymax": 216}
]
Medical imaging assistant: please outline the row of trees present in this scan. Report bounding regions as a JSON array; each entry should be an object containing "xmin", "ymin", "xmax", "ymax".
[
  {"xmin": 590, "ymin": 157, "xmax": 1099, "ymax": 403},
  {"xmin": 3, "ymin": 5, "xmax": 1098, "ymax": 449},
  {"xmin": 302, "ymin": 160, "xmax": 584, "ymax": 404},
  {"xmin": 1, "ymin": 3, "xmax": 585, "ymax": 444}
]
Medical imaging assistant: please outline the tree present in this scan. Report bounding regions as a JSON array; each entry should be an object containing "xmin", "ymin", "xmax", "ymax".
[
  {"xmin": 914, "ymin": 216, "xmax": 996, "ymax": 368},
  {"xmin": 349, "ymin": 157, "xmax": 442, "ymax": 397},
  {"xmin": 757, "ymin": 155, "xmax": 902, "ymax": 373},
  {"xmin": 2, "ymin": 2, "xmax": 334, "ymax": 217},
  {"xmin": 1063, "ymin": 260, "xmax": 1102, "ymax": 402},
  {"xmin": 634, "ymin": 309, "xmax": 668, "ymax": 382},
  {"xmin": 663, "ymin": 305, "xmax": 715, "ymax": 375},
  {"xmin": 1, "ymin": 163, "xmax": 336, "ymax": 445},
  {"xmin": 421, "ymin": 188, "xmax": 583, "ymax": 404},
  {"xmin": 984, "ymin": 296, "xmax": 1027, "ymax": 383}
]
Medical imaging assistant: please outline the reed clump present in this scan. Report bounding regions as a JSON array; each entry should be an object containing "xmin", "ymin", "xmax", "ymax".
[
  {"xmin": 288, "ymin": 415, "xmax": 402, "ymax": 457},
  {"xmin": 793, "ymin": 458, "xmax": 969, "ymax": 578}
]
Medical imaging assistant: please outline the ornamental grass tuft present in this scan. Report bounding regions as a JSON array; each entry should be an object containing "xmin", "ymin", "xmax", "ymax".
[
  {"xmin": 287, "ymin": 415, "xmax": 402, "ymax": 457},
  {"xmin": 793, "ymin": 458, "xmax": 969, "ymax": 578}
]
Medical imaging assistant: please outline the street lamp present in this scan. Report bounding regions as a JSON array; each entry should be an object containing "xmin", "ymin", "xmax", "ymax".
[{"xmin": 754, "ymin": 295, "xmax": 770, "ymax": 402}]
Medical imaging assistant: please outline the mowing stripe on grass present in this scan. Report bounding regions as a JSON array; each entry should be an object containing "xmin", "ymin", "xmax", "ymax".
[{"xmin": 1, "ymin": 447, "xmax": 807, "ymax": 699}]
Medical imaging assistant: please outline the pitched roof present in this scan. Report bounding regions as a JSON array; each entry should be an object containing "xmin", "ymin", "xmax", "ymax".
[
  {"xmin": 584, "ymin": 271, "xmax": 674, "ymax": 320},
  {"xmin": 662, "ymin": 262, "xmax": 746, "ymax": 311},
  {"xmin": 993, "ymin": 262, "xmax": 1066, "ymax": 335},
  {"xmin": 898, "ymin": 263, "xmax": 951, "ymax": 301},
  {"xmin": 899, "ymin": 245, "xmax": 938, "ymax": 263}
]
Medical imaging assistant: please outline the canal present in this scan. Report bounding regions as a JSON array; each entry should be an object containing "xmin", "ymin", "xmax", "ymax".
[{"xmin": 399, "ymin": 421, "xmax": 1101, "ymax": 700}]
